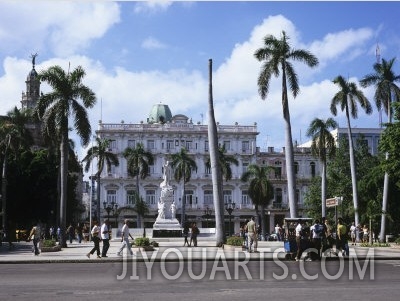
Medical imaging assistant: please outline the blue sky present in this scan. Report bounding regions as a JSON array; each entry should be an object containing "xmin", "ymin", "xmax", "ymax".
[{"xmin": 1, "ymin": 1, "xmax": 400, "ymax": 170}]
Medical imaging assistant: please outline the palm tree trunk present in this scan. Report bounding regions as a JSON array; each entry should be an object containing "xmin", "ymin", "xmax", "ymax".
[
  {"xmin": 321, "ymin": 160, "xmax": 327, "ymax": 218},
  {"xmin": 281, "ymin": 69, "xmax": 297, "ymax": 218},
  {"xmin": 59, "ymin": 135, "xmax": 69, "ymax": 248},
  {"xmin": 345, "ymin": 106, "xmax": 359, "ymax": 227},
  {"xmin": 96, "ymin": 175, "xmax": 101, "ymax": 223},
  {"xmin": 380, "ymin": 96, "xmax": 392, "ymax": 242},
  {"xmin": 260, "ymin": 204, "xmax": 266, "ymax": 241},
  {"xmin": 208, "ymin": 59, "xmax": 225, "ymax": 247}
]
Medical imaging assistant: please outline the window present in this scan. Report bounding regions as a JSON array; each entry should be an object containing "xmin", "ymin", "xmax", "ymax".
[
  {"xmin": 275, "ymin": 161, "xmax": 282, "ymax": 179},
  {"xmin": 148, "ymin": 162, "xmax": 155, "ymax": 175},
  {"xmin": 146, "ymin": 190, "xmax": 156, "ymax": 205},
  {"xmin": 310, "ymin": 162, "xmax": 316, "ymax": 177},
  {"xmin": 241, "ymin": 190, "xmax": 250, "ymax": 205},
  {"xmin": 223, "ymin": 140, "xmax": 231, "ymax": 151},
  {"xmin": 167, "ymin": 140, "xmax": 174, "ymax": 150},
  {"xmin": 242, "ymin": 141, "xmax": 250, "ymax": 152},
  {"xmin": 185, "ymin": 141, "xmax": 192, "ymax": 150},
  {"xmin": 242, "ymin": 162, "xmax": 249, "ymax": 174},
  {"xmin": 205, "ymin": 140, "xmax": 209, "ymax": 152},
  {"xmin": 107, "ymin": 190, "xmax": 117, "ymax": 203},
  {"xmin": 204, "ymin": 190, "xmax": 213, "ymax": 205},
  {"xmin": 147, "ymin": 140, "xmax": 155, "ymax": 150},
  {"xmin": 184, "ymin": 190, "xmax": 195, "ymax": 206},
  {"xmin": 274, "ymin": 188, "xmax": 282, "ymax": 208},
  {"xmin": 294, "ymin": 162, "xmax": 299, "ymax": 175},
  {"xmin": 127, "ymin": 140, "xmax": 136, "ymax": 148},
  {"xmin": 223, "ymin": 190, "xmax": 233, "ymax": 204},
  {"xmin": 205, "ymin": 164, "xmax": 211, "ymax": 175},
  {"xmin": 126, "ymin": 190, "xmax": 136, "ymax": 205},
  {"xmin": 109, "ymin": 139, "xmax": 117, "ymax": 150}
]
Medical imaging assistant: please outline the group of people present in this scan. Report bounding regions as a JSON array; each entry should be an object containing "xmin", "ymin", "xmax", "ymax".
[
  {"xmin": 86, "ymin": 219, "xmax": 135, "ymax": 258},
  {"xmin": 182, "ymin": 222, "xmax": 200, "ymax": 247},
  {"xmin": 294, "ymin": 217, "xmax": 351, "ymax": 261}
]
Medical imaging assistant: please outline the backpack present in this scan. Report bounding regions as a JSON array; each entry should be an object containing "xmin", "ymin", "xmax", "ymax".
[{"xmin": 314, "ymin": 224, "xmax": 323, "ymax": 237}]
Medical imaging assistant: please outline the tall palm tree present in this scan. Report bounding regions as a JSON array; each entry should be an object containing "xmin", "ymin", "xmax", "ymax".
[
  {"xmin": 82, "ymin": 137, "xmax": 119, "ymax": 223},
  {"xmin": 123, "ymin": 143, "xmax": 154, "ymax": 201},
  {"xmin": 170, "ymin": 147, "xmax": 197, "ymax": 227},
  {"xmin": 35, "ymin": 65, "xmax": 96, "ymax": 247},
  {"xmin": 240, "ymin": 164, "xmax": 274, "ymax": 241},
  {"xmin": 360, "ymin": 57, "xmax": 400, "ymax": 242},
  {"xmin": 207, "ymin": 59, "xmax": 225, "ymax": 246},
  {"xmin": 254, "ymin": 31, "xmax": 319, "ymax": 218},
  {"xmin": 306, "ymin": 117, "xmax": 338, "ymax": 218},
  {"xmin": 330, "ymin": 75, "xmax": 372, "ymax": 227}
]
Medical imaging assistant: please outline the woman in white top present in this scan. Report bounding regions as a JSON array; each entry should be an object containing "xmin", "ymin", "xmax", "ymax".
[{"xmin": 86, "ymin": 221, "xmax": 101, "ymax": 258}]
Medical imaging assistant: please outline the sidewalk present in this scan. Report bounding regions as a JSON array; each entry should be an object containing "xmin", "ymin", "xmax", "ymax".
[{"xmin": 1, "ymin": 238, "xmax": 400, "ymax": 264}]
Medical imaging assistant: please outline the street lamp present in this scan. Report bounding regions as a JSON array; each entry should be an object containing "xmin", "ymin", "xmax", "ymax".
[
  {"xmin": 204, "ymin": 206, "xmax": 212, "ymax": 228},
  {"xmin": 225, "ymin": 200, "xmax": 236, "ymax": 236},
  {"xmin": 103, "ymin": 200, "xmax": 118, "ymax": 224}
]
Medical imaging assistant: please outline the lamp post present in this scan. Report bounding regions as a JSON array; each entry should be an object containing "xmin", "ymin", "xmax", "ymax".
[
  {"xmin": 225, "ymin": 200, "xmax": 236, "ymax": 236},
  {"xmin": 103, "ymin": 200, "xmax": 118, "ymax": 225},
  {"xmin": 204, "ymin": 206, "xmax": 212, "ymax": 228}
]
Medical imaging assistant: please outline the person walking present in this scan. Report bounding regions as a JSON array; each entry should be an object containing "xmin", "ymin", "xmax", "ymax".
[
  {"xmin": 190, "ymin": 222, "xmax": 200, "ymax": 247},
  {"xmin": 182, "ymin": 223, "xmax": 190, "ymax": 247},
  {"xmin": 116, "ymin": 219, "xmax": 134, "ymax": 256},
  {"xmin": 337, "ymin": 218, "xmax": 349, "ymax": 256},
  {"xmin": 246, "ymin": 217, "xmax": 257, "ymax": 253},
  {"xmin": 101, "ymin": 220, "xmax": 111, "ymax": 258},
  {"xmin": 87, "ymin": 221, "xmax": 101, "ymax": 258},
  {"xmin": 67, "ymin": 223, "xmax": 74, "ymax": 244},
  {"xmin": 28, "ymin": 222, "xmax": 42, "ymax": 256},
  {"xmin": 295, "ymin": 219, "xmax": 304, "ymax": 261},
  {"xmin": 76, "ymin": 223, "xmax": 83, "ymax": 244}
]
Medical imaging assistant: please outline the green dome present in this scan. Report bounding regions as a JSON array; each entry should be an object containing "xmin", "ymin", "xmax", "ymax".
[{"xmin": 148, "ymin": 103, "xmax": 172, "ymax": 124}]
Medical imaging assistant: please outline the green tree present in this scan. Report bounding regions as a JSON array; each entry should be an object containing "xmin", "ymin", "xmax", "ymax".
[
  {"xmin": 82, "ymin": 137, "xmax": 119, "ymax": 223},
  {"xmin": 306, "ymin": 117, "xmax": 337, "ymax": 218},
  {"xmin": 240, "ymin": 164, "xmax": 274, "ymax": 240},
  {"xmin": 170, "ymin": 147, "xmax": 197, "ymax": 226},
  {"xmin": 123, "ymin": 143, "xmax": 154, "ymax": 201},
  {"xmin": 207, "ymin": 59, "xmax": 225, "ymax": 246},
  {"xmin": 36, "ymin": 65, "xmax": 96, "ymax": 247},
  {"xmin": 206, "ymin": 145, "xmax": 239, "ymax": 182},
  {"xmin": 254, "ymin": 30, "xmax": 319, "ymax": 218},
  {"xmin": 330, "ymin": 75, "xmax": 372, "ymax": 227},
  {"xmin": 360, "ymin": 57, "xmax": 400, "ymax": 242},
  {"xmin": 132, "ymin": 193, "xmax": 149, "ymax": 231}
]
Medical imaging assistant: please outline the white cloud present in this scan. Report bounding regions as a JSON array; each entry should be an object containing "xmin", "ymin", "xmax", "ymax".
[
  {"xmin": 134, "ymin": 1, "xmax": 173, "ymax": 14},
  {"xmin": 0, "ymin": 1, "xmax": 120, "ymax": 57},
  {"xmin": 141, "ymin": 37, "xmax": 168, "ymax": 50}
]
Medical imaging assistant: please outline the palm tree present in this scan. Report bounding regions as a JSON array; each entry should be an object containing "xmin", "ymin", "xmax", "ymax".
[
  {"xmin": 206, "ymin": 145, "xmax": 239, "ymax": 182},
  {"xmin": 330, "ymin": 75, "xmax": 372, "ymax": 227},
  {"xmin": 132, "ymin": 192, "xmax": 149, "ymax": 233},
  {"xmin": 360, "ymin": 57, "xmax": 400, "ymax": 242},
  {"xmin": 306, "ymin": 117, "xmax": 338, "ymax": 218},
  {"xmin": 240, "ymin": 164, "xmax": 274, "ymax": 241},
  {"xmin": 82, "ymin": 137, "xmax": 119, "ymax": 223},
  {"xmin": 35, "ymin": 65, "xmax": 96, "ymax": 247},
  {"xmin": 254, "ymin": 31, "xmax": 319, "ymax": 218},
  {"xmin": 123, "ymin": 143, "xmax": 154, "ymax": 201},
  {"xmin": 170, "ymin": 147, "xmax": 197, "ymax": 227},
  {"xmin": 207, "ymin": 59, "xmax": 225, "ymax": 246}
]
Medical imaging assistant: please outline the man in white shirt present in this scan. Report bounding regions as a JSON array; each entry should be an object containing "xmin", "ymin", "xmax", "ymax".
[
  {"xmin": 101, "ymin": 220, "xmax": 111, "ymax": 258},
  {"xmin": 350, "ymin": 222, "xmax": 357, "ymax": 245},
  {"xmin": 310, "ymin": 219, "xmax": 323, "ymax": 260},
  {"xmin": 246, "ymin": 217, "xmax": 257, "ymax": 253},
  {"xmin": 116, "ymin": 219, "xmax": 135, "ymax": 256},
  {"xmin": 295, "ymin": 219, "xmax": 303, "ymax": 261}
]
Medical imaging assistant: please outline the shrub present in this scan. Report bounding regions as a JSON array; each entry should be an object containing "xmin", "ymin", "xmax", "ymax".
[
  {"xmin": 135, "ymin": 237, "xmax": 150, "ymax": 247},
  {"xmin": 395, "ymin": 238, "xmax": 400, "ymax": 245},
  {"xmin": 226, "ymin": 236, "xmax": 244, "ymax": 246},
  {"xmin": 150, "ymin": 241, "xmax": 159, "ymax": 247},
  {"xmin": 42, "ymin": 239, "xmax": 56, "ymax": 248}
]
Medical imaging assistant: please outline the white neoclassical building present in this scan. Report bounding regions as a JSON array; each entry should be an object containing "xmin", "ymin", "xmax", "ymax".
[{"xmin": 96, "ymin": 103, "xmax": 259, "ymax": 234}]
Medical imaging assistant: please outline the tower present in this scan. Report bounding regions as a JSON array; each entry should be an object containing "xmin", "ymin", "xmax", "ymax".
[{"xmin": 21, "ymin": 53, "xmax": 41, "ymax": 110}]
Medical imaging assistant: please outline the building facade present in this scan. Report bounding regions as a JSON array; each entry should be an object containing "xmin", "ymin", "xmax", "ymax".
[{"xmin": 96, "ymin": 103, "xmax": 322, "ymax": 234}]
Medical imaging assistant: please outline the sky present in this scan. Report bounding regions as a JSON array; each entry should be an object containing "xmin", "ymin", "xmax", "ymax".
[{"xmin": 1, "ymin": 0, "xmax": 400, "ymax": 177}]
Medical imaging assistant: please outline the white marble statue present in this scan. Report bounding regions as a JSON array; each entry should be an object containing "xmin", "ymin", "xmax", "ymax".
[
  {"xmin": 161, "ymin": 160, "xmax": 172, "ymax": 188},
  {"xmin": 170, "ymin": 201, "xmax": 176, "ymax": 219}
]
